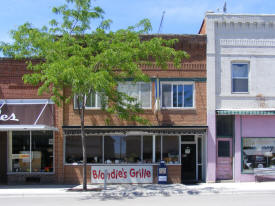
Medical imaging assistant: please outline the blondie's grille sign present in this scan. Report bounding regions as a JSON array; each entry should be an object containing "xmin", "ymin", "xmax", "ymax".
[
  {"xmin": 91, "ymin": 165, "xmax": 153, "ymax": 183},
  {"xmin": 0, "ymin": 103, "xmax": 54, "ymax": 126}
]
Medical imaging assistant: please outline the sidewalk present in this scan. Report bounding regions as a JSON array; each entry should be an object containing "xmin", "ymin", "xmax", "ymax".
[{"xmin": 1, "ymin": 182, "xmax": 275, "ymax": 198}]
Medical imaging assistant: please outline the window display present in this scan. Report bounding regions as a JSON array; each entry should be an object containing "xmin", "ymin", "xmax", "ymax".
[
  {"xmin": 65, "ymin": 136, "xmax": 102, "ymax": 164},
  {"xmin": 143, "ymin": 136, "xmax": 153, "ymax": 163},
  {"xmin": 65, "ymin": 134, "xmax": 180, "ymax": 165},
  {"xmin": 8, "ymin": 131, "xmax": 54, "ymax": 173},
  {"xmin": 162, "ymin": 136, "xmax": 179, "ymax": 163},
  {"xmin": 242, "ymin": 137, "xmax": 275, "ymax": 173},
  {"xmin": 104, "ymin": 136, "xmax": 141, "ymax": 163}
]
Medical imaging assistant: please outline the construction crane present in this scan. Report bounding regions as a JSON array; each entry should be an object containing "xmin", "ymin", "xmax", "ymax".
[{"xmin": 158, "ymin": 11, "xmax": 165, "ymax": 34}]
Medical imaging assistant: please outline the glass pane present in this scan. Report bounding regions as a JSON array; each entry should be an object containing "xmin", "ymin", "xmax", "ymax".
[
  {"xmin": 104, "ymin": 136, "xmax": 126, "ymax": 163},
  {"xmin": 65, "ymin": 136, "xmax": 83, "ymax": 164},
  {"xmin": 162, "ymin": 84, "xmax": 172, "ymax": 107},
  {"xmin": 8, "ymin": 131, "xmax": 30, "ymax": 172},
  {"xmin": 143, "ymin": 136, "xmax": 152, "ymax": 163},
  {"xmin": 232, "ymin": 79, "xmax": 248, "ymax": 92},
  {"xmin": 173, "ymin": 85, "xmax": 177, "ymax": 107},
  {"xmin": 96, "ymin": 93, "xmax": 102, "ymax": 108},
  {"xmin": 31, "ymin": 131, "xmax": 53, "ymax": 172},
  {"xmin": 232, "ymin": 64, "xmax": 248, "ymax": 78},
  {"xmin": 181, "ymin": 135, "xmax": 195, "ymax": 142},
  {"xmin": 140, "ymin": 83, "xmax": 151, "ymax": 108},
  {"xmin": 218, "ymin": 141, "xmax": 230, "ymax": 157},
  {"xmin": 156, "ymin": 136, "xmax": 161, "ymax": 162},
  {"xmin": 86, "ymin": 136, "xmax": 102, "ymax": 163},
  {"xmin": 216, "ymin": 116, "xmax": 234, "ymax": 137},
  {"xmin": 126, "ymin": 136, "xmax": 141, "ymax": 163},
  {"xmin": 163, "ymin": 136, "xmax": 179, "ymax": 164},
  {"xmin": 178, "ymin": 85, "xmax": 183, "ymax": 107},
  {"xmin": 117, "ymin": 83, "xmax": 127, "ymax": 93},
  {"xmin": 242, "ymin": 138, "xmax": 275, "ymax": 173},
  {"xmin": 184, "ymin": 85, "xmax": 193, "ymax": 107},
  {"xmin": 128, "ymin": 84, "xmax": 139, "ymax": 99},
  {"xmin": 74, "ymin": 95, "xmax": 83, "ymax": 109}
]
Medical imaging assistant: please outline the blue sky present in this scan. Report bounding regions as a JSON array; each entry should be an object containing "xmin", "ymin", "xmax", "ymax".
[{"xmin": 1, "ymin": 0, "xmax": 275, "ymax": 44}]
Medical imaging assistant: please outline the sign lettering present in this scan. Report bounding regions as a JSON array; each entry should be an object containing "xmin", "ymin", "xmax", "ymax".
[
  {"xmin": 0, "ymin": 109, "xmax": 19, "ymax": 121},
  {"xmin": 91, "ymin": 166, "xmax": 153, "ymax": 183}
]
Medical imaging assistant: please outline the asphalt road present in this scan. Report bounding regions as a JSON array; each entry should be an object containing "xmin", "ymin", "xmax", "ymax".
[{"xmin": 1, "ymin": 193, "xmax": 275, "ymax": 206}]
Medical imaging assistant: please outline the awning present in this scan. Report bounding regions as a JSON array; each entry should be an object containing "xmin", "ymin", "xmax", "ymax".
[
  {"xmin": 217, "ymin": 109, "xmax": 275, "ymax": 115},
  {"xmin": 62, "ymin": 125, "xmax": 208, "ymax": 136},
  {"xmin": 0, "ymin": 125, "xmax": 58, "ymax": 131},
  {"xmin": 0, "ymin": 99, "xmax": 57, "ymax": 131}
]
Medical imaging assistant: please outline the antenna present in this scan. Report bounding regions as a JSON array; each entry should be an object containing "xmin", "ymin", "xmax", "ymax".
[
  {"xmin": 158, "ymin": 11, "xmax": 165, "ymax": 34},
  {"xmin": 223, "ymin": 2, "xmax": 227, "ymax": 13}
]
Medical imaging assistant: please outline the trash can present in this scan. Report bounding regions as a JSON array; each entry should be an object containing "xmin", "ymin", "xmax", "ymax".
[{"xmin": 158, "ymin": 160, "xmax": 167, "ymax": 184}]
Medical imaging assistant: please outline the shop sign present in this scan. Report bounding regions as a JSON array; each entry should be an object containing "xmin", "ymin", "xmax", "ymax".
[
  {"xmin": 0, "ymin": 104, "xmax": 54, "ymax": 125},
  {"xmin": 91, "ymin": 165, "xmax": 153, "ymax": 183},
  {"xmin": 0, "ymin": 109, "xmax": 19, "ymax": 122}
]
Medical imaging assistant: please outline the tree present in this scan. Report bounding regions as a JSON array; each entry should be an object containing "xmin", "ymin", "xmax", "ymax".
[{"xmin": 0, "ymin": 0, "xmax": 189, "ymax": 190}]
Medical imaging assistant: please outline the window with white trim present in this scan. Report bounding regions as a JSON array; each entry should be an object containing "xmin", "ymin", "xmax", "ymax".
[
  {"xmin": 117, "ymin": 82, "xmax": 151, "ymax": 108},
  {"xmin": 74, "ymin": 92, "xmax": 102, "ymax": 109},
  {"xmin": 161, "ymin": 82, "xmax": 194, "ymax": 108},
  {"xmin": 232, "ymin": 63, "xmax": 249, "ymax": 93}
]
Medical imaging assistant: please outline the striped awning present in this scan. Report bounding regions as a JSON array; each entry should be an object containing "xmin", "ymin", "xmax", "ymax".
[{"xmin": 217, "ymin": 110, "xmax": 275, "ymax": 115}]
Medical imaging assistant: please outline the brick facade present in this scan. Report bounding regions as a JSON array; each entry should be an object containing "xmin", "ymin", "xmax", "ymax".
[{"xmin": 0, "ymin": 34, "xmax": 206, "ymax": 184}]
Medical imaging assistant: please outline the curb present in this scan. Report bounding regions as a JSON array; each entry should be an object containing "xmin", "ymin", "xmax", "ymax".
[{"xmin": 1, "ymin": 189, "xmax": 275, "ymax": 198}]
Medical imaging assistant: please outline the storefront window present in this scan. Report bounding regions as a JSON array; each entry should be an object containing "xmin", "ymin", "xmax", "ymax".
[
  {"xmin": 143, "ymin": 136, "xmax": 152, "ymax": 163},
  {"xmin": 32, "ymin": 131, "xmax": 53, "ymax": 172},
  {"xmin": 156, "ymin": 136, "xmax": 161, "ymax": 162},
  {"xmin": 65, "ymin": 136, "xmax": 102, "ymax": 164},
  {"xmin": 64, "ymin": 134, "xmax": 182, "ymax": 165},
  {"xmin": 8, "ymin": 131, "xmax": 54, "ymax": 173},
  {"xmin": 104, "ymin": 136, "xmax": 141, "ymax": 163},
  {"xmin": 162, "ymin": 136, "xmax": 179, "ymax": 163},
  {"xmin": 242, "ymin": 137, "xmax": 275, "ymax": 173}
]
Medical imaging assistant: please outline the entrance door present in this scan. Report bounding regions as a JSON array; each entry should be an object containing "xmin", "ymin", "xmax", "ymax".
[
  {"xmin": 216, "ymin": 138, "xmax": 233, "ymax": 180},
  {"xmin": 181, "ymin": 144, "xmax": 196, "ymax": 182}
]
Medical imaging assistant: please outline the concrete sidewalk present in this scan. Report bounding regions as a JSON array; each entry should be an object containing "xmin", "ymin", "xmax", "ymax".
[{"xmin": 1, "ymin": 182, "xmax": 275, "ymax": 198}]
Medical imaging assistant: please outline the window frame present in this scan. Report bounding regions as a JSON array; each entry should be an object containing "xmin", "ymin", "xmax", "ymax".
[
  {"xmin": 7, "ymin": 131, "xmax": 55, "ymax": 175},
  {"xmin": 64, "ymin": 134, "xmax": 181, "ymax": 165},
  {"xmin": 117, "ymin": 81, "xmax": 152, "ymax": 109},
  {"xmin": 160, "ymin": 81, "xmax": 195, "ymax": 109},
  {"xmin": 231, "ymin": 62, "xmax": 249, "ymax": 94},
  {"xmin": 73, "ymin": 93, "xmax": 102, "ymax": 110},
  {"xmin": 241, "ymin": 137, "xmax": 275, "ymax": 174}
]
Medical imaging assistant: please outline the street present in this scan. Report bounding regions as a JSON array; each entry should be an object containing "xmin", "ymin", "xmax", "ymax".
[{"xmin": 1, "ymin": 192, "xmax": 275, "ymax": 206}]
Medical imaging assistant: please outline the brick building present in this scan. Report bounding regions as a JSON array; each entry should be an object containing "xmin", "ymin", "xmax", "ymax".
[{"xmin": 0, "ymin": 34, "xmax": 207, "ymax": 184}]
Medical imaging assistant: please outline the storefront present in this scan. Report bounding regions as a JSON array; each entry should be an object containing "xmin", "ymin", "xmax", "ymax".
[
  {"xmin": 0, "ymin": 99, "xmax": 57, "ymax": 184},
  {"xmin": 62, "ymin": 126, "xmax": 207, "ymax": 184},
  {"xmin": 216, "ymin": 110, "xmax": 275, "ymax": 182}
]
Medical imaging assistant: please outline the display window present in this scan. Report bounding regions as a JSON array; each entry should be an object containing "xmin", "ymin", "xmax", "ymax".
[
  {"xmin": 242, "ymin": 137, "xmax": 275, "ymax": 173},
  {"xmin": 8, "ymin": 131, "xmax": 54, "ymax": 173},
  {"xmin": 64, "ymin": 135, "xmax": 180, "ymax": 165}
]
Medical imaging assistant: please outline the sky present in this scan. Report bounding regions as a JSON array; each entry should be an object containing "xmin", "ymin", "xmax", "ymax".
[{"xmin": 1, "ymin": 0, "xmax": 275, "ymax": 44}]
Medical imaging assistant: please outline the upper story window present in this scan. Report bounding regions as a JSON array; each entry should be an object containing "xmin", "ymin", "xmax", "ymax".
[
  {"xmin": 232, "ymin": 63, "xmax": 249, "ymax": 93},
  {"xmin": 161, "ymin": 82, "xmax": 194, "ymax": 108},
  {"xmin": 74, "ymin": 92, "xmax": 102, "ymax": 109},
  {"xmin": 117, "ymin": 82, "xmax": 151, "ymax": 109}
]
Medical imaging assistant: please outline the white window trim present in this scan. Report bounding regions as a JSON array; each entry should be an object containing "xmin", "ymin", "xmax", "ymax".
[
  {"xmin": 118, "ymin": 82, "xmax": 152, "ymax": 109},
  {"xmin": 231, "ymin": 62, "xmax": 249, "ymax": 94},
  {"xmin": 73, "ymin": 93, "xmax": 102, "ymax": 110},
  {"xmin": 160, "ymin": 81, "xmax": 195, "ymax": 109}
]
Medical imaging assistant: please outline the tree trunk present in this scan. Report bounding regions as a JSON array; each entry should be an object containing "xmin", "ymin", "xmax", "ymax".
[{"xmin": 80, "ymin": 104, "xmax": 87, "ymax": 191}]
